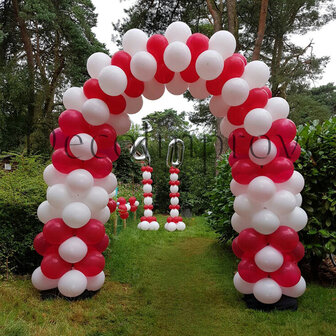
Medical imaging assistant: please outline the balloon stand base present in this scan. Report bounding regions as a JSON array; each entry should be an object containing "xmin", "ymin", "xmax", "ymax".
[
  {"xmin": 39, "ymin": 288, "xmax": 100, "ymax": 301},
  {"xmin": 243, "ymin": 294, "xmax": 298, "ymax": 311}
]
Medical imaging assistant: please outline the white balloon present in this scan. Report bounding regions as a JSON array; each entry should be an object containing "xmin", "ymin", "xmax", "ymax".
[
  {"xmin": 176, "ymin": 221, "xmax": 186, "ymax": 231},
  {"xmin": 126, "ymin": 203, "xmax": 131, "ymax": 211},
  {"xmin": 143, "ymin": 184, "xmax": 152, "ymax": 193},
  {"xmin": 295, "ymin": 193, "xmax": 302, "ymax": 207},
  {"xmin": 142, "ymin": 171, "xmax": 151, "ymax": 179},
  {"xmin": 170, "ymin": 185, "xmax": 179, "ymax": 193},
  {"xmin": 47, "ymin": 184, "xmax": 72, "ymax": 209},
  {"xmin": 233, "ymin": 194, "xmax": 259, "ymax": 217},
  {"xmin": 32, "ymin": 267, "xmax": 59, "ymax": 291},
  {"xmin": 209, "ymin": 95, "xmax": 229, "ymax": 117},
  {"xmin": 107, "ymin": 112, "xmax": 131, "ymax": 135},
  {"xmin": 231, "ymin": 212, "xmax": 250, "ymax": 233},
  {"xmin": 58, "ymin": 270, "xmax": 87, "ymax": 298},
  {"xmin": 144, "ymin": 209, "xmax": 153, "ymax": 217},
  {"xmin": 253, "ymin": 278, "xmax": 282, "ymax": 304},
  {"xmin": 242, "ymin": 61, "xmax": 270, "ymax": 89},
  {"xmin": 142, "ymin": 78, "xmax": 165, "ymax": 100},
  {"xmin": 164, "ymin": 41, "xmax": 191, "ymax": 72},
  {"xmin": 66, "ymin": 169, "xmax": 94, "ymax": 194},
  {"xmin": 37, "ymin": 201, "xmax": 59, "ymax": 224},
  {"xmin": 170, "ymin": 197, "xmax": 179, "ymax": 205},
  {"xmin": 69, "ymin": 133, "xmax": 97, "ymax": 161},
  {"xmin": 166, "ymin": 222, "xmax": 177, "ymax": 232},
  {"xmin": 82, "ymin": 98, "xmax": 110, "ymax": 126},
  {"xmin": 84, "ymin": 186, "xmax": 109, "ymax": 211},
  {"xmin": 252, "ymin": 209, "xmax": 280, "ymax": 235},
  {"xmin": 134, "ymin": 201, "xmax": 139, "ymax": 207},
  {"xmin": 149, "ymin": 221, "xmax": 160, "ymax": 231},
  {"xmin": 166, "ymin": 73, "xmax": 188, "ymax": 95},
  {"xmin": 170, "ymin": 173, "xmax": 178, "ymax": 181},
  {"xmin": 122, "ymin": 28, "xmax": 148, "ymax": 56},
  {"xmin": 233, "ymin": 272, "xmax": 254, "ymax": 294},
  {"xmin": 280, "ymin": 206, "xmax": 308, "ymax": 231},
  {"xmin": 92, "ymin": 206, "xmax": 110, "ymax": 225},
  {"xmin": 140, "ymin": 221, "xmax": 150, "ymax": 230},
  {"xmin": 170, "ymin": 209, "xmax": 179, "ymax": 217},
  {"xmin": 164, "ymin": 21, "xmax": 192, "ymax": 43},
  {"xmin": 230, "ymin": 179, "xmax": 248, "ymax": 196},
  {"xmin": 87, "ymin": 271, "xmax": 105, "ymax": 291},
  {"xmin": 254, "ymin": 246, "xmax": 284, "ymax": 272},
  {"xmin": 130, "ymin": 51, "xmax": 157, "ymax": 82},
  {"xmin": 94, "ymin": 173, "xmax": 117, "ymax": 194},
  {"xmin": 123, "ymin": 94, "xmax": 143, "ymax": 114},
  {"xmin": 43, "ymin": 164, "xmax": 66, "ymax": 186},
  {"xmin": 144, "ymin": 197, "xmax": 153, "ymax": 205},
  {"xmin": 98, "ymin": 65, "xmax": 127, "ymax": 96},
  {"xmin": 209, "ymin": 30, "xmax": 236, "ymax": 60},
  {"xmin": 137, "ymin": 222, "xmax": 143, "ymax": 230},
  {"xmin": 267, "ymin": 190, "xmax": 297, "ymax": 215},
  {"xmin": 281, "ymin": 276, "xmax": 306, "ymax": 298},
  {"xmin": 265, "ymin": 97, "xmax": 289, "ymax": 121},
  {"xmin": 277, "ymin": 171, "xmax": 304, "ymax": 194},
  {"xmin": 188, "ymin": 78, "xmax": 210, "ymax": 99},
  {"xmin": 63, "ymin": 87, "xmax": 87, "ymax": 111},
  {"xmin": 221, "ymin": 78, "xmax": 249, "ymax": 106},
  {"xmin": 219, "ymin": 117, "xmax": 238, "ymax": 138},
  {"xmin": 62, "ymin": 202, "xmax": 91, "ymax": 228},
  {"xmin": 244, "ymin": 108, "xmax": 272, "ymax": 136},
  {"xmin": 87, "ymin": 52, "xmax": 111, "ymax": 79},
  {"xmin": 59, "ymin": 237, "xmax": 88, "ymax": 263},
  {"xmin": 249, "ymin": 138, "xmax": 277, "ymax": 165},
  {"xmin": 196, "ymin": 50, "xmax": 224, "ymax": 80},
  {"xmin": 247, "ymin": 176, "xmax": 276, "ymax": 202}
]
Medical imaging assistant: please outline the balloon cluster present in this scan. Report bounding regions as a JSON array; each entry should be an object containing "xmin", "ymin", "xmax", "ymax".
[
  {"xmin": 117, "ymin": 197, "xmax": 130, "ymax": 220},
  {"xmin": 164, "ymin": 167, "xmax": 186, "ymax": 231},
  {"xmin": 137, "ymin": 166, "xmax": 160, "ymax": 230},
  {"xmin": 129, "ymin": 196, "xmax": 140, "ymax": 212},
  {"xmin": 107, "ymin": 198, "xmax": 117, "ymax": 213}
]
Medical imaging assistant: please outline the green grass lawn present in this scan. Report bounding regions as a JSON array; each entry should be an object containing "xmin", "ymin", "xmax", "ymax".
[{"xmin": 0, "ymin": 215, "xmax": 335, "ymax": 336}]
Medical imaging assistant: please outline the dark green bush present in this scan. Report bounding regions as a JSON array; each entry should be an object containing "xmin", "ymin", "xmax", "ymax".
[
  {"xmin": 207, "ymin": 117, "xmax": 336, "ymax": 262},
  {"xmin": 0, "ymin": 155, "xmax": 46, "ymax": 275}
]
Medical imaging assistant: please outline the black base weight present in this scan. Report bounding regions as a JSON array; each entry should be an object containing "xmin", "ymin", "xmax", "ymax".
[{"xmin": 243, "ymin": 294, "xmax": 298, "ymax": 311}]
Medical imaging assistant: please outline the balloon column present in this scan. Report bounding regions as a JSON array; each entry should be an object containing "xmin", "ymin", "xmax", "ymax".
[
  {"xmin": 33, "ymin": 20, "xmax": 307, "ymax": 303},
  {"xmin": 164, "ymin": 139, "xmax": 186, "ymax": 232},
  {"xmin": 117, "ymin": 197, "xmax": 129, "ymax": 220}
]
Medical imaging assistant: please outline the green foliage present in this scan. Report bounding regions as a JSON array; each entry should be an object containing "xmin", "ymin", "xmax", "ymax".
[
  {"xmin": 0, "ymin": 155, "xmax": 47, "ymax": 275},
  {"xmin": 296, "ymin": 117, "xmax": 336, "ymax": 258}
]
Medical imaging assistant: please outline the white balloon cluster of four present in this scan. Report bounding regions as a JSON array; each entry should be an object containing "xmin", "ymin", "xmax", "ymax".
[{"xmin": 164, "ymin": 167, "xmax": 186, "ymax": 231}]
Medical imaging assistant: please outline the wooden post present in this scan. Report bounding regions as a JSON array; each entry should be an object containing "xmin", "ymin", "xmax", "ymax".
[
  {"xmin": 133, "ymin": 211, "xmax": 136, "ymax": 221},
  {"xmin": 123, "ymin": 218, "xmax": 127, "ymax": 229},
  {"xmin": 114, "ymin": 215, "xmax": 117, "ymax": 235}
]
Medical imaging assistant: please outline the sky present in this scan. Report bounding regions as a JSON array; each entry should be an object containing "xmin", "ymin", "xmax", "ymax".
[{"xmin": 91, "ymin": 0, "xmax": 336, "ymax": 125}]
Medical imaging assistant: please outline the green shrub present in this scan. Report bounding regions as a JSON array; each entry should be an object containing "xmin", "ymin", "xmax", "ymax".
[{"xmin": 207, "ymin": 117, "xmax": 336, "ymax": 262}]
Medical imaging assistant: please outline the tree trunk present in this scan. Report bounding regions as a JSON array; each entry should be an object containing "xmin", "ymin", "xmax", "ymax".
[
  {"xmin": 252, "ymin": 0, "xmax": 268, "ymax": 61},
  {"xmin": 227, "ymin": 0, "xmax": 238, "ymax": 44}
]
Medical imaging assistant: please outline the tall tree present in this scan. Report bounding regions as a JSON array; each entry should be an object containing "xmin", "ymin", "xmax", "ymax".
[{"xmin": 0, "ymin": 0, "xmax": 106, "ymax": 154}]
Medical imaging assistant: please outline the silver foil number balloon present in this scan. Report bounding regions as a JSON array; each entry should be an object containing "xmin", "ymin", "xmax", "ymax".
[
  {"xmin": 130, "ymin": 136, "xmax": 151, "ymax": 165},
  {"xmin": 166, "ymin": 139, "xmax": 185, "ymax": 168}
]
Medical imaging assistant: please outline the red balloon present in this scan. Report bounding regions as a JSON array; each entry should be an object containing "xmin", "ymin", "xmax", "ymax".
[
  {"xmin": 147, "ymin": 34, "xmax": 168, "ymax": 62},
  {"xmin": 155, "ymin": 63, "xmax": 174, "ymax": 84},
  {"xmin": 117, "ymin": 197, "xmax": 127, "ymax": 205},
  {"xmin": 228, "ymin": 152, "xmax": 247, "ymax": 167},
  {"xmin": 227, "ymin": 106, "xmax": 247, "ymax": 126},
  {"xmin": 238, "ymin": 258, "xmax": 267, "ymax": 283},
  {"xmin": 83, "ymin": 156, "xmax": 112, "ymax": 178},
  {"xmin": 111, "ymin": 50, "xmax": 132, "ymax": 76},
  {"xmin": 233, "ymin": 53, "xmax": 247, "ymax": 65},
  {"xmin": 125, "ymin": 76, "xmax": 144, "ymax": 97},
  {"xmin": 277, "ymin": 140, "xmax": 301, "ymax": 162},
  {"xmin": 180, "ymin": 60, "xmax": 199, "ymax": 83},
  {"xmin": 130, "ymin": 205, "xmax": 138, "ymax": 212},
  {"xmin": 288, "ymin": 242, "xmax": 305, "ymax": 262},
  {"xmin": 95, "ymin": 234, "xmax": 109, "ymax": 253},
  {"xmin": 206, "ymin": 55, "xmax": 245, "ymax": 95},
  {"xmin": 244, "ymin": 88, "xmax": 269, "ymax": 110},
  {"xmin": 128, "ymin": 196, "xmax": 137, "ymax": 205},
  {"xmin": 52, "ymin": 148, "xmax": 83, "ymax": 174},
  {"xmin": 262, "ymin": 86, "xmax": 272, "ymax": 98},
  {"xmin": 97, "ymin": 143, "xmax": 121, "ymax": 162},
  {"xmin": 107, "ymin": 199, "xmax": 117, "ymax": 212},
  {"xmin": 263, "ymin": 157, "xmax": 294, "ymax": 183},
  {"xmin": 237, "ymin": 228, "xmax": 267, "ymax": 253},
  {"xmin": 83, "ymin": 78, "xmax": 106, "ymax": 100},
  {"xmin": 77, "ymin": 219, "xmax": 105, "ymax": 245},
  {"xmin": 91, "ymin": 124, "xmax": 117, "ymax": 150},
  {"xmin": 43, "ymin": 218, "xmax": 74, "ymax": 245},
  {"xmin": 41, "ymin": 253, "xmax": 71, "ymax": 279},
  {"xmin": 231, "ymin": 159, "xmax": 261, "ymax": 184},
  {"xmin": 271, "ymin": 261, "xmax": 301, "ymax": 287},
  {"xmin": 232, "ymin": 237, "xmax": 244, "ymax": 258},
  {"xmin": 49, "ymin": 127, "xmax": 67, "ymax": 150},
  {"xmin": 34, "ymin": 232, "xmax": 52, "ymax": 256},
  {"xmin": 269, "ymin": 226, "xmax": 299, "ymax": 253},
  {"xmin": 105, "ymin": 95, "xmax": 126, "ymax": 115},
  {"xmin": 120, "ymin": 212, "xmax": 129, "ymax": 219},
  {"xmin": 58, "ymin": 109, "xmax": 89, "ymax": 136},
  {"xmin": 74, "ymin": 249, "xmax": 105, "ymax": 276},
  {"xmin": 267, "ymin": 118, "xmax": 297, "ymax": 144},
  {"xmin": 228, "ymin": 128, "xmax": 252, "ymax": 156}
]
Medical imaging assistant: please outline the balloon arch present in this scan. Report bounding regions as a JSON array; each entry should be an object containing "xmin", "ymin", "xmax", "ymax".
[{"xmin": 32, "ymin": 22, "xmax": 307, "ymax": 304}]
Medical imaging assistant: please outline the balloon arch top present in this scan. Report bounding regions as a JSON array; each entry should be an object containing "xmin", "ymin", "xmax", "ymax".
[{"xmin": 32, "ymin": 21, "xmax": 307, "ymax": 304}]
